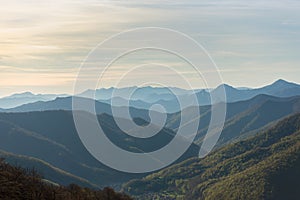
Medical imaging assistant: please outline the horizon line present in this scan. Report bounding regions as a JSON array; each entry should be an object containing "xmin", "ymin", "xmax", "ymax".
[{"xmin": 0, "ymin": 78, "xmax": 298, "ymax": 98}]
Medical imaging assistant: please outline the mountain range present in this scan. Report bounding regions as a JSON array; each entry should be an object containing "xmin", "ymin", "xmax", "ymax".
[
  {"xmin": 1, "ymin": 79, "xmax": 300, "ymax": 199},
  {"xmin": 0, "ymin": 110, "xmax": 198, "ymax": 188},
  {"xmin": 169, "ymin": 94, "xmax": 300, "ymax": 148},
  {"xmin": 1, "ymin": 79, "xmax": 300, "ymax": 113},
  {"xmin": 0, "ymin": 94, "xmax": 299, "ymax": 189},
  {"xmin": 0, "ymin": 92, "xmax": 68, "ymax": 109}
]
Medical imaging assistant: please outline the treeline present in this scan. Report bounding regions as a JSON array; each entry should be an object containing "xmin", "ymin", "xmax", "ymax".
[{"xmin": 0, "ymin": 158, "xmax": 132, "ymax": 200}]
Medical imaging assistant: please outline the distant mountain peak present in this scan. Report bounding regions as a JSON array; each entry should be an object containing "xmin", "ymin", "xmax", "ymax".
[
  {"xmin": 214, "ymin": 83, "xmax": 236, "ymax": 91},
  {"xmin": 274, "ymin": 79, "xmax": 290, "ymax": 84},
  {"xmin": 269, "ymin": 79, "xmax": 298, "ymax": 88},
  {"xmin": 9, "ymin": 92, "xmax": 35, "ymax": 98},
  {"xmin": 223, "ymin": 84, "xmax": 235, "ymax": 88}
]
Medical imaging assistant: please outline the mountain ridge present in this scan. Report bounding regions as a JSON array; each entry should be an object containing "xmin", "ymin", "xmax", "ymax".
[{"xmin": 2, "ymin": 79, "xmax": 300, "ymax": 113}]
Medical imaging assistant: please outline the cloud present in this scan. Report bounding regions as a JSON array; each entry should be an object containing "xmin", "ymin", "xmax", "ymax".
[{"xmin": 0, "ymin": 0, "xmax": 300, "ymax": 95}]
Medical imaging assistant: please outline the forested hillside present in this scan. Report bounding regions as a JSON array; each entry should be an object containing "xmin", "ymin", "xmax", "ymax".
[
  {"xmin": 0, "ymin": 158, "xmax": 132, "ymax": 200},
  {"xmin": 123, "ymin": 113, "xmax": 300, "ymax": 200}
]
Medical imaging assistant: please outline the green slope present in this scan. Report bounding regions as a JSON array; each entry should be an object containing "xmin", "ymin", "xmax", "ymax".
[{"xmin": 123, "ymin": 113, "xmax": 300, "ymax": 200}]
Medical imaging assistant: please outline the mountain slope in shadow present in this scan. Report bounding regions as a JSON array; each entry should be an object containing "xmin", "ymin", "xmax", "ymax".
[
  {"xmin": 166, "ymin": 95, "xmax": 300, "ymax": 149},
  {"xmin": 0, "ymin": 110, "xmax": 199, "ymax": 188}
]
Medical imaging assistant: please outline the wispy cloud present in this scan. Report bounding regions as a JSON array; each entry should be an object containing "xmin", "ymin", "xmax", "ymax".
[{"xmin": 0, "ymin": 0, "xmax": 300, "ymax": 95}]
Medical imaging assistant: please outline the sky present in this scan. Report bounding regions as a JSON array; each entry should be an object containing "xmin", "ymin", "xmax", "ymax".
[{"xmin": 1, "ymin": 0, "xmax": 300, "ymax": 96}]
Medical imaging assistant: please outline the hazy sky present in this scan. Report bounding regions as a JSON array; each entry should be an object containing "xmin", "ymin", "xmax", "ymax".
[{"xmin": 1, "ymin": 0, "xmax": 300, "ymax": 96}]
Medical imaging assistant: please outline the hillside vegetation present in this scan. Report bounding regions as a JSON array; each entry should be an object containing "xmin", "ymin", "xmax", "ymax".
[
  {"xmin": 123, "ymin": 113, "xmax": 300, "ymax": 200},
  {"xmin": 0, "ymin": 158, "xmax": 132, "ymax": 200}
]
